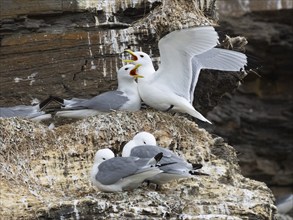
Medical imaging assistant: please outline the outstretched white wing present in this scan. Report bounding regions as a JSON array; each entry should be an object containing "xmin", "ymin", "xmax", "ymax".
[
  {"xmin": 154, "ymin": 26, "xmax": 219, "ymax": 102},
  {"xmin": 190, "ymin": 48, "xmax": 247, "ymax": 102}
]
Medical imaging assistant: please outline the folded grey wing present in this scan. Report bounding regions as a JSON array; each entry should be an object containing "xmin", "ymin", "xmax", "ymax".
[
  {"xmin": 131, "ymin": 145, "xmax": 177, "ymax": 163},
  {"xmin": 63, "ymin": 98, "xmax": 88, "ymax": 107},
  {"xmin": 0, "ymin": 105, "xmax": 42, "ymax": 118},
  {"xmin": 0, "ymin": 107, "xmax": 20, "ymax": 117},
  {"xmin": 131, "ymin": 145, "xmax": 191, "ymax": 171},
  {"xmin": 96, "ymin": 157, "xmax": 139, "ymax": 185},
  {"xmin": 65, "ymin": 91, "xmax": 129, "ymax": 111},
  {"xmin": 160, "ymin": 162, "xmax": 193, "ymax": 175},
  {"xmin": 133, "ymin": 157, "xmax": 157, "ymax": 168}
]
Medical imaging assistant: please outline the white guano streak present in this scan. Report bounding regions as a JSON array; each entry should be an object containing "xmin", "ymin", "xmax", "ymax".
[{"xmin": 87, "ymin": 32, "xmax": 97, "ymax": 70}]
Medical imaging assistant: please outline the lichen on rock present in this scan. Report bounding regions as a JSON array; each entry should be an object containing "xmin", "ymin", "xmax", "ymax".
[{"xmin": 0, "ymin": 111, "xmax": 276, "ymax": 219}]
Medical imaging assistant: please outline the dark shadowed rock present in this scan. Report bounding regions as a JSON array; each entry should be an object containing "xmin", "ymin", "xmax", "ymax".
[{"xmin": 207, "ymin": 9, "xmax": 293, "ymax": 199}]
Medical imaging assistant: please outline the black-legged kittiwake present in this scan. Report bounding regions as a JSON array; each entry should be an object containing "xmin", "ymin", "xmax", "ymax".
[
  {"xmin": 125, "ymin": 26, "xmax": 247, "ymax": 123},
  {"xmin": 90, "ymin": 148, "xmax": 163, "ymax": 192},
  {"xmin": 55, "ymin": 64, "xmax": 143, "ymax": 119},
  {"xmin": 122, "ymin": 131, "xmax": 207, "ymax": 186}
]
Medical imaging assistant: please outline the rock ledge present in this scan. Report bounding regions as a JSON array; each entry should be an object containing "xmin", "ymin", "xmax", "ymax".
[{"xmin": 0, "ymin": 111, "xmax": 275, "ymax": 219}]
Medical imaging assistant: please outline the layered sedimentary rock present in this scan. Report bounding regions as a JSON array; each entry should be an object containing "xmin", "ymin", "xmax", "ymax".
[
  {"xmin": 206, "ymin": 9, "xmax": 293, "ymax": 200},
  {"xmin": 0, "ymin": 0, "xmax": 283, "ymax": 218},
  {"xmin": 0, "ymin": 112, "xmax": 276, "ymax": 219},
  {"xmin": 0, "ymin": 0, "xmax": 245, "ymax": 116}
]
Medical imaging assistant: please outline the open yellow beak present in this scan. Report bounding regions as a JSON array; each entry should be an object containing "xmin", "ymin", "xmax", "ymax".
[
  {"xmin": 130, "ymin": 64, "xmax": 143, "ymax": 78},
  {"xmin": 123, "ymin": 49, "xmax": 137, "ymax": 63},
  {"xmin": 123, "ymin": 59, "xmax": 134, "ymax": 63}
]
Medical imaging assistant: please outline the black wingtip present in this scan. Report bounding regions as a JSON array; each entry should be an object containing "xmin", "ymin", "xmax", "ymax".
[
  {"xmin": 192, "ymin": 163, "xmax": 203, "ymax": 170},
  {"xmin": 154, "ymin": 152, "xmax": 163, "ymax": 162},
  {"xmin": 158, "ymin": 162, "xmax": 177, "ymax": 167},
  {"xmin": 49, "ymin": 95, "xmax": 64, "ymax": 105},
  {"xmin": 39, "ymin": 96, "xmax": 54, "ymax": 110},
  {"xmin": 189, "ymin": 170, "xmax": 209, "ymax": 176}
]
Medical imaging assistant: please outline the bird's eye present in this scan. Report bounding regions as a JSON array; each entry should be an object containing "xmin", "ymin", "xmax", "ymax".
[
  {"xmin": 140, "ymin": 55, "xmax": 144, "ymax": 58},
  {"xmin": 125, "ymin": 68, "xmax": 129, "ymax": 70},
  {"xmin": 102, "ymin": 157, "xmax": 106, "ymax": 160},
  {"xmin": 143, "ymin": 141, "xmax": 146, "ymax": 144}
]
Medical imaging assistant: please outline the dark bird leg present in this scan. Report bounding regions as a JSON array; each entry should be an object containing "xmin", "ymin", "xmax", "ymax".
[{"xmin": 165, "ymin": 105, "xmax": 174, "ymax": 112}]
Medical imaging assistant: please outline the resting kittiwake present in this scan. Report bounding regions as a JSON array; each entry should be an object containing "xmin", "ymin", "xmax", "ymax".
[
  {"xmin": 90, "ymin": 148, "xmax": 163, "ymax": 192},
  {"xmin": 125, "ymin": 26, "xmax": 247, "ymax": 123},
  {"xmin": 122, "ymin": 131, "xmax": 207, "ymax": 185},
  {"xmin": 0, "ymin": 96, "xmax": 53, "ymax": 122},
  {"xmin": 55, "ymin": 64, "xmax": 143, "ymax": 119}
]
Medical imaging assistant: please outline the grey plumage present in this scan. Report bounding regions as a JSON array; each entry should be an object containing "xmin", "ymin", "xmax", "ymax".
[
  {"xmin": 63, "ymin": 91, "xmax": 129, "ymax": 112},
  {"xmin": 0, "ymin": 106, "xmax": 38, "ymax": 118},
  {"xmin": 55, "ymin": 64, "xmax": 142, "ymax": 119},
  {"xmin": 96, "ymin": 156, "xmax": 160, "ymax": 185},
  {"xmin": 129, "ymin": 145, "xmax": 196, "ymax": 175},
  {"xmin": 90, "ymin": 148, "xmax": 163, "ymax": 192},
  {"xmin": 0, "ymin": 96, "xmax": 56, "ymax": 121}
]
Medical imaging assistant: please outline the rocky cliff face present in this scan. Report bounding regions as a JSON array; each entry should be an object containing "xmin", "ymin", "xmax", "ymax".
[
  {"xmin": 0, "ymin": 112, "xmax": 275, "ymax": 219},
  {"xmin": 206, "ymin": 9, "xmax": 293, "ymax": 201},
  {"xmin": 0, "ymin": 1, "xmax": 141, "ymax": 103},
  {"xmin": 0, "ymin": 0, "xmax": 244, "ymax": 114},
  {"xmin": 1, "ymin": 0, "xmax": 291, "ymax": 218}
]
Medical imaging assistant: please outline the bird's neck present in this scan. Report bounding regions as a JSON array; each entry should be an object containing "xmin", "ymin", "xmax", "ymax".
[
  {"xmin": 138, "ymin": 64, "xmax": 156, "ymax": 78},
  {"xmin": 117, "ymin": 80, "xmax": 138, "ymax": 93},
  {"xmin": 122, "ymin": 140, "xmax": 135, "ymax": 157}
]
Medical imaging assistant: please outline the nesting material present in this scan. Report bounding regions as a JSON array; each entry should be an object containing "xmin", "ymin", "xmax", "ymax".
[{"xmin": 0, "ymin": 111, "xmax": 275, "ymax": 219}]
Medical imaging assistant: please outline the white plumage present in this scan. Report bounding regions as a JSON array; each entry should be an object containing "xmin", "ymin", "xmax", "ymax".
[{"xmin": 125, "ymin": 26, "xmax": 247, "ymax": 123}]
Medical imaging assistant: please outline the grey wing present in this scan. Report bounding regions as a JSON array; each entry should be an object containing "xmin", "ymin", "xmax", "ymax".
[
  {"xmin": 0, "ymin": 107, "xmax": 18, "ymax": 117},
  {"xmin": 131, "ymin": 145, "xmax": 184, "ymax": 164},
  {"xmin": 66, "ymin": 91, "xmax": 129, "ymax": 111},
  {"xmin": 133, "ymin": 157, "xmax": 158, "ymax": 168},
  {"xmin": 63, "ymin": 98, "xmax": 88, "ymax": 107},
  {"xmin": 131, "ymin": 145, "xmax": 166, "ymax": 158},
  {"xmin": 96, "ymin": 157, "xmax": 139, "ymax": 185},
  {"xmin": 0, "ymin": 105, "xmax": 42, "ymax": 118},
  {"xmin": 159, "ymin": 161, "xmax": 191, "ymax": 174},
  {"xmin": 131, "ymin": 145, "xmax": 192, "ymax": 174}
]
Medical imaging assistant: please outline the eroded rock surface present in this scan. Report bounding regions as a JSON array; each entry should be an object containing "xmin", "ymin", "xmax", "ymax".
[
  {"xmin": 0, "ymin": 1, "xmax": 284, "ymax": 218},
  {"xmin": 0, "ymin": 0, "xmax": 245, "ymax": 118},
  {"xmin": 206, "ymin": 9, "xmax": 293, "ymax": 199},
  {"xmin": 0, "ymin": 112, "xmax": 275, "ymax": 219}
]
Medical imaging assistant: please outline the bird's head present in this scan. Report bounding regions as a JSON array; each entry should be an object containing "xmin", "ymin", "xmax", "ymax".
[
  {"xmin": 118, "ymin": 64, "xmax": 143, "ymax": 80},
  {"xmin": 94, "ymin": 148, "xmax": 115, "ymax": 164},
  {"xmin": 133, "ymin": 131, "xmax": 157, "ymax": 145},
  {"xmin": 124, "ymin": 50, "xmax": 152, "ymax": 66}
]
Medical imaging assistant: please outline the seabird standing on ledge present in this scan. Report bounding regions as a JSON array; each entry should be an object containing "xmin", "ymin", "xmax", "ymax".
[
  {"xmin": 55, "ymin": 64, "xmax": 143, "ymax": 119},
  {"xmin": 125, "ymin": 26, "xmax": 247, "ymax": 123}
]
